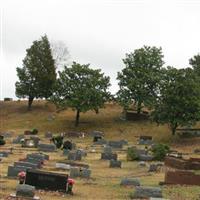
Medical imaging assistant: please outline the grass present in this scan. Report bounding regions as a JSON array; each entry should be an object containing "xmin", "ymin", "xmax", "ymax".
[{"xmin": 0, "ymin": 100, "xmax": 200, "ymax": 200}]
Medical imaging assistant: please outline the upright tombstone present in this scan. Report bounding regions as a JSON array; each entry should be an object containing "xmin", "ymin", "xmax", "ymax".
[
  {"xmin": 21, "ymin": 139, "xmax": 38, "ymax": 148},
  {"xmin": 68, "ymin": 151, "xmax": 82, "ymax": 161},
  {"xmin": 38, "ymin": 143, "xmax": 56, "ymax": 152},
  {"xmin": 110, "ymin": 159, "xmax": 121, "ymax": 168},
  {"xmin": 25, "ymin": 169, "xmax": 68, "ymax": 192},
  {"xmin": 138, "ymin": 136, "xmax": 153, "ymax": 145},
  {"xmin": 69, "ymin": 167, "xmax": 91, "ymax": 178},
  {"xmin": 103, "ymin": 146, "xmax": 112, "ymax": 154},
  {"xmin": 131, "ymin": 186, "xmax": 163, "ymax": 199},
  {"xmin": 14, "ymin": 161, "xmax": 38, "ymax": 169},
  {"xmin": 0, "ymin": 151, "xmax": 9, "ymax": 157},
  {"xmin": 108, "ymin": 141, "xmax": 123, "ymax": 149},
  {"xmin": 7, "ymin": 165, "xmax": 32, "ymax": 177},
  {"xmin": 90, "ymin": 130, "xmax": 104, "ymax": 137},
  {"xmin": 101, "ymin": 152, "xmax": 117, "ymax": 160},
  {"xmin": 120, "ymin": 178, "xmax": 140, "ymax": 186},
  {"xmin": 13, "ymin": 135, "xmax": 24, "ymax": 144},
  {"xmin": 16, "ymin": 184, "xmax": 35, "ymax": 198}
]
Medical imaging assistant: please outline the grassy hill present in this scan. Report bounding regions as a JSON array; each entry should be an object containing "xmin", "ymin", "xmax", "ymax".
[{"xmin": 1, "ymin": 100, "xmax": 200, "ymax": 200}]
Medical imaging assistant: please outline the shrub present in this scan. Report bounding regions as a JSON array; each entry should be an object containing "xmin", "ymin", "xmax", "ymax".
[
  {"xmin": 32, "ymin": 129, "xmax": 38, "ymax": 135},
  {"xmin": 152, "ymin": 143, "xmax": 170, "ymax": 161},
  {"xmin": 127, "ymin": 147, "xmax": 139, "ymax": 161}
]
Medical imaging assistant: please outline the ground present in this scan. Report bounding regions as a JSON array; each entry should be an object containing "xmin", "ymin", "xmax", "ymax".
[{"xmin": 0, "ymin": 100, "xmax": 200, "ymax": 200}]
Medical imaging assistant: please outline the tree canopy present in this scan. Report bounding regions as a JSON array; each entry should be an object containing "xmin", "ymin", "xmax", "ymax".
[
  {"xmin": 151, "ymin": 67, "xmax": 200, "ymax": 135},
  {"xmin": 51, "ymin": 62, "xmax": 111, "ymax": 126},
  {"xmin": 15, "ymin": 35, "xmax": 56, "ymax": 109},
  {"xmin": 117, "ymin": 46, "xmax": 164, "ymax": 113}
]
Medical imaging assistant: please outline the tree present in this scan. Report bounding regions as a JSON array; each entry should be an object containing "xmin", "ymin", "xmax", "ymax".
[
  {"xmin": 151, "ymin": 67, "xmax": 200, "ymax": 135},
  {"xmin": 117, "ymin": 46, "xmax": 164, "ymax": 113},
  {"xmin": 51, "ymin": 41, "xmax": 70, "ymax": 70},
  {"xmin": 15, "ymin": 35, "xmax": 56, "ymax": 110},
  {"xmin": 51, "ymin": 62, "xmax": 111, "ymax": 126}
]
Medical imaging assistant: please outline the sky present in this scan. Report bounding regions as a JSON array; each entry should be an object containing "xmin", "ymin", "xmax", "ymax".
[{"xmin": 1, "ymin": 0, "xmax": 200, "ymax": 99}]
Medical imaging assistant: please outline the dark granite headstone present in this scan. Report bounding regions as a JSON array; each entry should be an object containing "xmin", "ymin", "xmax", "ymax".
[
  {"xmin": 0, "ymin": 151, "xmax": 9, "ymax": 157},
  {"xmin": 101, "ymin": 152, "xmax": 117, "ymax": 160},
  {"xmin": 108, "ymin": 141, "xmax": 123, "ymax": 148},
  {"xmin": 14, "ymin": 161, "xmax": 38, "ymax": 169},
  {"xmin": 110, "ymin": 159, "xmax": 121, "ymax": 168},
  {"xmin": 38, "ymin": 143, "xmax": 56, "ymax": 152},
  {"xmin": 25, "ymin": 169, "xmax": 68, "ymax": 192}
]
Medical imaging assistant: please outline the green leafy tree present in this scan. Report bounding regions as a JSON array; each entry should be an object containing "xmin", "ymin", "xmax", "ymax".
[
  {"xmin": 117, "ymin": 46, "xmax": 164, "ymax": 113},
  {"xmin": 51, "ymin": 62, "xmax": 111, "ymax": 126},
  {"xmin": 15, "ymin": 35, "xmax": 56, "ymax": 110},
  {"xmin": 151, "ymin": 67, "xmax": 200, "ymax": 135},
  {"xmin": 189, "ymin": 54, "xmax": 200, "ymax": 74}
]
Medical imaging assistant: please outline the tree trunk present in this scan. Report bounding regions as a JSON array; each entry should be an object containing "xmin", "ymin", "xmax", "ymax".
[
  {"xmin": 75, "ymin": 109, "xmax": 80, "ymax": 127},
  {"xmin": 137, "ymin": 101, "xmax": 142, "ymax": 114},
  {"xmin": 171, "ymin": 123, "xmax": 177, "ymax": 136},
  {"xmin": 28, "ymin": 96, "xmax": 34, "ymax": 110}
]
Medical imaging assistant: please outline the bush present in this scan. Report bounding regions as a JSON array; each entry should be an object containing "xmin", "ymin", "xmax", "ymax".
[
  {"xmin": 32, "ymin": 129, "xmax": 38, "ymax": 135},
  {"xmin": 127, "ymin": 147, "xmax": 139, "ymax": 161},
  {"xmin": 152, "ymin": 143, "xmax": 170, "ymax": 161}
]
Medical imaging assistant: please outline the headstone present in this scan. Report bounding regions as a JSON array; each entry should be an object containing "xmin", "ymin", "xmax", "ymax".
[
  {"xmin": 108, "ymin": 141, "xmax": 123, "ymax": 149},
  {"xmin": 63, "ymin": 149, "xmax": 70, "ymax": 156},
  {"xmin": 138, "ymin": 136, "xmax": 153, "ymax": 145},
  {"xmin": 81, "ymin": 168, "xmax": 91, "ymax": 178},
  {"xmin": 90, "ymin": 130, "xmax": 104, "ymax": 137},
  {"xmin": 22, "ymin": 138, "xmax": 39, "ymax": 148},
  {"xmin": 69, "ymin": 167, "xmax": 80, "ymax": 177},
  {"xmin": 59, "ymin": 161, "xmax": 89, "ymax": 169},
  {"xmin": 139, "ymin": 154, "xmax": 154, "ymax": 161},
  {"xmin": 120, "ymin": 178, "xmax": 140, "ymax": 186},
  {"xmin": 194, "ymin": 149, "xmax": 200, "ymax": 154},
  {"xmin": 131, "ymin": 186, "xmax": 162, "ymax": 199},
  {"xmin": 101, "ymin": 152, "xmax": 117, "ymax": 160},
  {"xmin": 45, "ymin": 131, "xmax": 53, "ymax": 138},
  {"xmin": 103, "ymin": 146, "xmax": 112, "ymax": 154},
  {"xmin": 16, "ymin": 184, "xmax": 35, "ymax": 198},
  {"xmin": 0, "ymin": 151, "xmax": 9, "ymax": 157},
  {"xmin": 56, "ymin": 163, "xmax": 70, "ymax": 170},
  {"xmin": 148, "ymin": 164, "xmax": 158, "ymax": 172},
  {"xmin": 120, "ymin": 139, "xmax": 128, "ymax": 145},
  {"xmin": 76, "ymin": 149, "xmax": 87, "ymax": 157},
  {"xmin": 25, "ymin": 169, "xmax": 68, "ymax": 191},
  {"xmin": 27, "ymin": 153, "xmax": 49, "ymax": 161},
  {"xmin": 13, "ymin": 135, "xmax": 24, "ymax": 144},
  {"xmin": 14, "ymin": 161, "xmax": 38, "ymax": 169},
  {"xmin": 38, "ymin": 143, "xmax": 56, "ymax": 152},
  {"xmin": 110, "ymin": 159, "xmax": 121, "ymax": 168},
  {"xmin": 94, "ymin": 139, "xmax": 107, "ymax": 145},
  {"xmin": 69, "ymin": 167, "xmax": 91, "ymax": 178},
  {"xmin": 7, "ymin": 165, "xmax": 31, "ymax": 177},
  {"xmin": 68, "ymin": 151, "xmax": 82, "ymax": 161}
]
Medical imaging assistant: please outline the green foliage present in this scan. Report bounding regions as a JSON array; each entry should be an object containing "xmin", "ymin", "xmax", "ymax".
[
  {"xmin": 31, "ymin": 128, "xmax": 38, "ymax": 135},
  {"xmin": 117, "ymin": 46, "xmax": 164, "ymax": 113},
  {"xmin": 15, "ymin": 35, "xmax": 56, "ymax": 109},
  {"xmin": 151, "ymin": 67, "xmax": 200, "ymax": 135},
  {"xmin": 51, "ymin": 62, "xmax": 111, "ymax": 126},
  {"xmin": 189, "ymin": 54, "xmax": 200, "ymax": 75},
  {"xmin": 51, "ymin": 135, "xmax": 64, "ymax": 149},
  {"xmin": 152, "ymin": 143, "xmax": 170, "ymax": 161},
  {"xmin": 127, "ymin": 147, "xmax": 138, "ymax": 161}
]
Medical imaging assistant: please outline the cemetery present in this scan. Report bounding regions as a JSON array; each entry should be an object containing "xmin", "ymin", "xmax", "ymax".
[{"xmin": 1, "ymin": 102, "xmax": 200, "ymax": 199}]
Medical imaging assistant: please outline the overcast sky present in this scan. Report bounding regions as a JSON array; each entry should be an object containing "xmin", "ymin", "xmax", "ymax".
[{"xmin": 1, "ymin": 0, "xmax": 200, "ymax": 99}]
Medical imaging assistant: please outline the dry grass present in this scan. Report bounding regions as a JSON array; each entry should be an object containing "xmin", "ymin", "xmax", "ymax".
[{"xmin": 0, "ymin": 100, "xmax": 200, "ymax": 200}]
